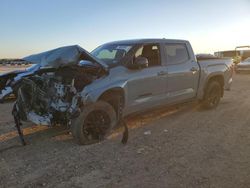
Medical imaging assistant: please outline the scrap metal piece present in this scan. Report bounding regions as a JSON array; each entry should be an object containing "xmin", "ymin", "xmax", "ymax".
[
  {"xmin": 121, "ymin": 119, "xmax": 128, "ymax": 144},
  {"xmin": 12, "ymin": 103, "xmax": 26, "ymax": 146},
  {"xmin": 27, "ymin": 111, "xmax": 52, "ymax": 126},
  {"xmin": 116, "ymin": 95, "xmax": 128, "ymax": 144}
]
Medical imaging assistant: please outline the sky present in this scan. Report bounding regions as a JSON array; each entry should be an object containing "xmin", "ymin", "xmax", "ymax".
[{"xmin": 0, "ymin": 0, "xmax": 249, "ymax": 58}]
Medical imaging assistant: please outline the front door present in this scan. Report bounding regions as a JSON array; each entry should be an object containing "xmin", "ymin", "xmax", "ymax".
[{"xmin": 126, "ymin": 44, "xmax": 168, "ymax": 113}]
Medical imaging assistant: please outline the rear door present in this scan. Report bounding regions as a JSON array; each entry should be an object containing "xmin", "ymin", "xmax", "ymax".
[{"xmin": 164, "ymin": 43, "xmax": 200, "ymax": 103}]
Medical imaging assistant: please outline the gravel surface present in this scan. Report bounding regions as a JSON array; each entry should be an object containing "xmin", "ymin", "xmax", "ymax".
[{"xmin": 0, "ymin": 70, "xmax": 250, "ymax": 188}]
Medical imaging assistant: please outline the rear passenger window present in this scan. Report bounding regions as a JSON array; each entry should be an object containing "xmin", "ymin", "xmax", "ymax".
[{"xmin": 165, "ymin": 44, "xmax": 189, "ymax": 64}]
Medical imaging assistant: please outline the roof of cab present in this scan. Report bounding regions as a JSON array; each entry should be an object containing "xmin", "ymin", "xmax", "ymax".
[{"xmin": 103, "ymin": 38, "xmax": 189, "ymax": 45}]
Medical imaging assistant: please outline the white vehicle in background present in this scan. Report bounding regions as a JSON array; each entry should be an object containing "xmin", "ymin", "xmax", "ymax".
[{"xmin": 236, "ymin": 57, "xmax": 250, "ymax": 73}]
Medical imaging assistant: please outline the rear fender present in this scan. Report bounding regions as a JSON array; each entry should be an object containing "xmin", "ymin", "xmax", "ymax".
[{"xmin": 198, "ymin": 72, "xmax": 224, "ymax": 100}]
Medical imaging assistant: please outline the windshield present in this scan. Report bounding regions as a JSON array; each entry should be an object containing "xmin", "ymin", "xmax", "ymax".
[{"xmin": 91, "ymin": 44, "xmax": 133, "ymax": 65}]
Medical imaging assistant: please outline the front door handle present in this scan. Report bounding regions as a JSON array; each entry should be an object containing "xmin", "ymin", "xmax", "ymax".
[
  {"xmin": 157, "ymin": 71, "xmax": 167, "ymax": 76},
  {"xmin": 190, "ymin": 67, "xmax": 198, "ymax": 72}
]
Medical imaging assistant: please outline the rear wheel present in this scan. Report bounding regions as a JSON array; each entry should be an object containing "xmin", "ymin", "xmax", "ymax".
[
  {"xmin": 202, "ymin": 81, "xmax": 222, "ymax": 109},
  {"xmin": 71, "ymin": 101, "xmax": 117, "ymax": 145}
]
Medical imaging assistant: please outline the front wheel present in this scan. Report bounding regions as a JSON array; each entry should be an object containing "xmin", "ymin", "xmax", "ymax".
[
  {"xmin": 202, "ymin": 81, "xmax": 222, "ymax": 109},
  {"xmin": 71, "ymin": 100, "xmax": 117, "ymax": 145}
]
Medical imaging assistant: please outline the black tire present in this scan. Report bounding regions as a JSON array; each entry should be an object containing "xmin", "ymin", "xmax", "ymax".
[
  {"xmin": 71, "ymin": 100, "xmax": 117, "ymax": 145},
  {"xmin": 202, "ymin": 81, "xmax": 222, "ymax": 109}
]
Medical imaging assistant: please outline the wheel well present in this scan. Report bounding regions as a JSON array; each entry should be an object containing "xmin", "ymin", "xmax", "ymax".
[
  {"xmin": 98, "ymin": 88, "xmax": 125, "ymax": 115},
  {"xmin": 205, "ymin": 75, "xmax": 224, "ymax": 96}
]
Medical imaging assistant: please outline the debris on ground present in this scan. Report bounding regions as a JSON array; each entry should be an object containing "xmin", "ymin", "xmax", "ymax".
[{"xmin": 143, "ymin": 130, "xmax": 151, "ymax": 135}]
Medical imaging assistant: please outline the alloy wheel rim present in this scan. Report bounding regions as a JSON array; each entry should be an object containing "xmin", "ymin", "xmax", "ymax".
[
  {"xmin": 83, "ymin": 110, "xmax": 111, "ymax": 140},
  {"xmin": 208, "ymin": 87, "xmax": 220, "ymax": 106}
]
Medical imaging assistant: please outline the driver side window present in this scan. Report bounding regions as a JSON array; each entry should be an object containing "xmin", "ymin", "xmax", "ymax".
[{"xmin": 134, "ymin": 44, "xmax": 161, "ymax": 67}]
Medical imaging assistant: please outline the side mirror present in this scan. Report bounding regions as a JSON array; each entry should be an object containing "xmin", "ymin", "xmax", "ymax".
[
  {"xmin": 78, "ymin": 60, "xmax": 93, "ymax": 66},
  {"xmin": 135, "ymin": 57, "xmax": 148, "ymax": 68},
  {"xmin": 128, "ymin": 56, "xmax": 148, "ymax": 69}
]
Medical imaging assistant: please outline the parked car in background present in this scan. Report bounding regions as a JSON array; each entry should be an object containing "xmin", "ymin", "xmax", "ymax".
[
  {"xmin": 0, "ymin": 59, "xmax": 9, "ymax": 65},
  {"xmin": 0, "ymin": 59, "xmax": 29, "ymax": 66},
  {"xmin": 236, "ymin": 57, "xmax": 250, "ymax": 73},
  {"xmin": 11, "ymin": 59, "xmax": 28, "ymax": 65}
]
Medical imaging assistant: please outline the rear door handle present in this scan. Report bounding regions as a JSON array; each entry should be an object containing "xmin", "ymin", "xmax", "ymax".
[{"xmin": 157, "ymin": 71, "xmax": 167, "ymax": 76}]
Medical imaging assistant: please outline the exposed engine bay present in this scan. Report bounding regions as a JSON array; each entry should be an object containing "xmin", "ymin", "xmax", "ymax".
[
  {"xmin": 7, "ymin": 45, "xmax": 128, "ymax": 146},
  {"xmin": 16, "ymin": 64, "xmax": 104, "ymax": 126}
]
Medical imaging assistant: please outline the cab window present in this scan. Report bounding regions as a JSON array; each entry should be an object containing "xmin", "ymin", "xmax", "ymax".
[
  {"xmin": 165, "ymin": 43, "xmax": 189, "ymax": 64},
  {"xmin": 135, "ymin": 44, "xmax": 161, "ymax": 67}
]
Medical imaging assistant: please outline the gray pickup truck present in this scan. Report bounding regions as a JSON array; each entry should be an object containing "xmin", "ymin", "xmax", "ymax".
[{"xmin": 6, "ymin": 39, "xmax": 234, "ymax": 144}]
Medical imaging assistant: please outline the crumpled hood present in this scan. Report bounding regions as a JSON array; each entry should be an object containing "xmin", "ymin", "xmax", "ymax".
[
  {"xmin": 23, "ymin": 45, "xmax": 108, "ymax": 70},
  {"xmin": 1, "ymin": 45, "xmax": 108, "ymax": 101}
]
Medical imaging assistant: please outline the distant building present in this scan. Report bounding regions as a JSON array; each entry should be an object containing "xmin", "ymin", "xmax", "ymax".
[
  {"xmin": 214, "ymin": 50, "xmax": 239, "ymax": 58},
  {"xmin": 214, "ymin": 48, "xmax": 250, "ymax": 63},
  {"xmin": 240, "ymin": 50, "xmax": 250, "ymax": 61}
]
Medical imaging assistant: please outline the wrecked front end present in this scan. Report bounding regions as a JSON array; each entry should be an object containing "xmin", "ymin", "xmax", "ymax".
[
  {"xmin": 11, "ymin": 46, "xmax": 109, "ymax": 145},
  {"xmin": 15, "ymin": 46, "xmax": 107, "ymax": 126},
  {"xmin": 16, "ymin": 65, "xmax": 103, "ymax": 126}
]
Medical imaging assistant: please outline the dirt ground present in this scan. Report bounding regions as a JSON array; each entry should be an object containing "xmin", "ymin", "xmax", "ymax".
[{"xmin": 0, "ymin": 66, "xmax": 250, "ymax": 188}]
